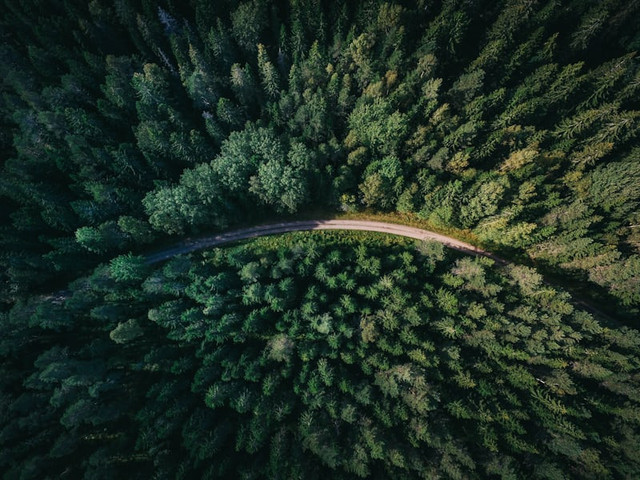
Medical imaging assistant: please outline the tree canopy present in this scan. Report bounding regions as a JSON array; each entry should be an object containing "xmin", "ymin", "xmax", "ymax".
[
  {"xmin": 2, "ymin": 232, "xmax": 639, "ymax": 478},
  {"xmin": 1, "ymin": 0, "xmax": 640, "ymax": 477}
]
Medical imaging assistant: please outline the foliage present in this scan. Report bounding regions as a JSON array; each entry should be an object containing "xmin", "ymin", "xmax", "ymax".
[
  {"xmin": 1, "ymin": 0, "xmax": 639, "ymax": 310},
  {"xmin": 1, "ymin": 0, "xmax": 640, "ymax": 477},
  {"xmin": 1, "ymin": 232, "xmax": 639, "ymax": 478}
]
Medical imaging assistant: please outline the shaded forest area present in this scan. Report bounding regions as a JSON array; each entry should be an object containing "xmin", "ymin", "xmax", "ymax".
[
  {"xmin": 1, "ymin": 0, "xmax": 639, "ymax": 314},
  {"xmin": 2, "ymin": 232, "xmax": 639, "ymax": 478}
]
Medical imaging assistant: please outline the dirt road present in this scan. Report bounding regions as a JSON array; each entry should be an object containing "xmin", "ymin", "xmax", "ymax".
[
  {"xmin": 144, "ymin": 219, "xmax": 507, "ymax": 264},
  {"xmin": 143, "ymin": 219, "xmax": 617, "ymax": 322}
]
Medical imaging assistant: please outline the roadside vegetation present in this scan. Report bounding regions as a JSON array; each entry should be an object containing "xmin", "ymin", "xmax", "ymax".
[{"xmin": 1, "ymin": 0, "xmax": 639, "ymax": 313}]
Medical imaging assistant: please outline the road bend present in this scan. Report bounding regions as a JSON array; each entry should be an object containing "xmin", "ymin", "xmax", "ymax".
[
  {"xmin": 142, "ymin": 219, "xmax": 618, "ymax": 324},
  {"xmin": 144, "ymin": 220, "xmax": 504, "ymax": 264}
]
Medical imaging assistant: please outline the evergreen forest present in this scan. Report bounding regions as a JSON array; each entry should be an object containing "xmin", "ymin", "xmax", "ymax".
[{"xmin": 1, "ymin": 0, "xmax": 639, "ymax": 478}]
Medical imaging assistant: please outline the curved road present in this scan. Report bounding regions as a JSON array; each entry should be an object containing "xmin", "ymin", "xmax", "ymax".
[
  {"xmin": 144, "ymin": 220, "xmax": 508, "ymax": 265},
  {"xmin": 144, "ymin": 219, "xmax": 617, "ymax": 323}
]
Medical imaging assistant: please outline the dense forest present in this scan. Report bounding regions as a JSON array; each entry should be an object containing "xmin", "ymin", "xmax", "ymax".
[
  {"xmin": 1, "ymin": 0, "xmax": 640, "ymax": 311},
  {"xmin": 2, "ymin": 232, "xmax": 639, "ymax": 478},
  {"xmin": 1, "ymin": 0, "xmax": 640, "ymax": 478}
]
